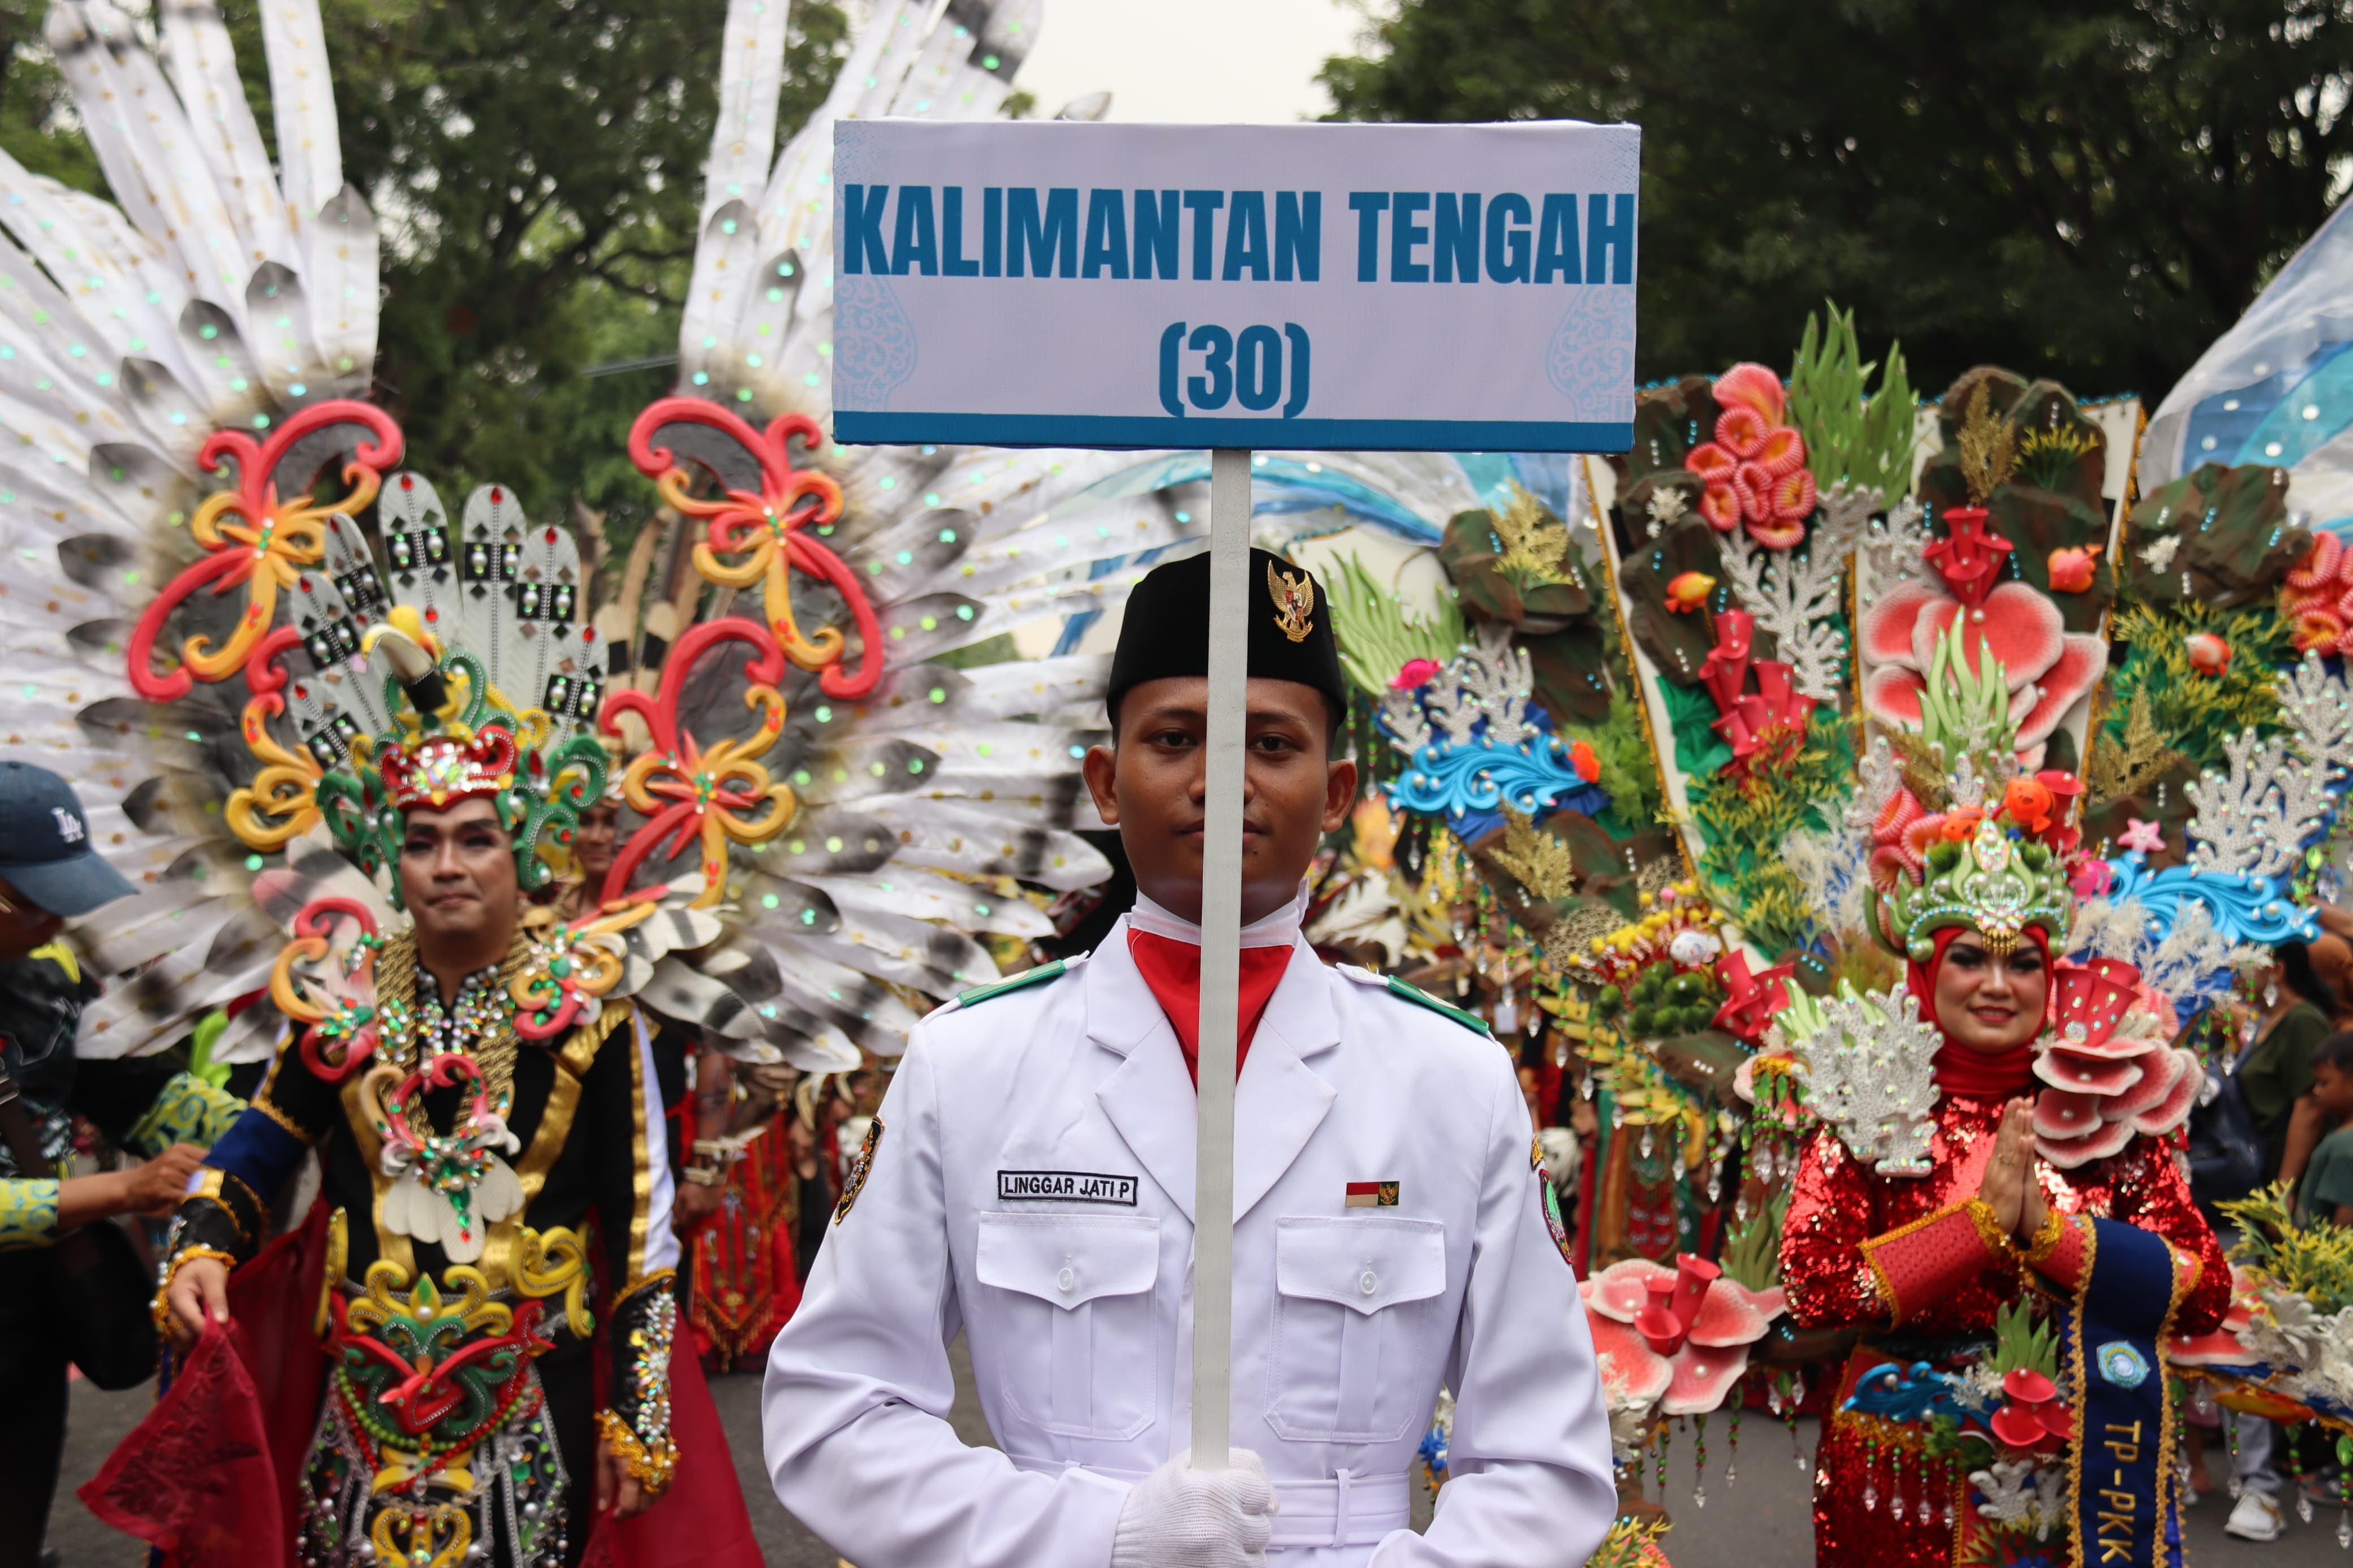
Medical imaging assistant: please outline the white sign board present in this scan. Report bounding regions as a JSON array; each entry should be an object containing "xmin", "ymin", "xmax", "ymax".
[{"xmin": 831, "ymin": 120, "xmax": 1640, "ymax": 452}]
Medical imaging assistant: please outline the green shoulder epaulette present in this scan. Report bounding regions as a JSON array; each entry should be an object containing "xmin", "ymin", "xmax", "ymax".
[
  {"xmin": 1382, "ymin": 974, "xmax": 1493, "ymax": 1036},
  {"xmin": 954, "ymin": 958, "xmax": 1071, "ymax": 1009}
]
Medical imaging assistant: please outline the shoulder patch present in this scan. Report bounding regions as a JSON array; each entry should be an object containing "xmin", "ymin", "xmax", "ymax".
[
  {"xmin": 833, "ymin": 1116, "xmax": 882, "ymax": 1224},
  {"xmin": 954, "ymin": 956, "xmax": 1078, "ymax": 1010},
  {"xmin": 1376, "ymin": 973, "xmax": 1493, "ymax": 1036}
]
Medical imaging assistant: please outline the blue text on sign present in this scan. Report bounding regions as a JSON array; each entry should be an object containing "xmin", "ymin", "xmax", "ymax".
[{"xmin": 839, "ymin": 187, "xmax": 1635, "ymax": 285}]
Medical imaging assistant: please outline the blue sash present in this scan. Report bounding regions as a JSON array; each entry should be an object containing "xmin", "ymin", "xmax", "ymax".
[{"xmin": 2072, "ymin": 1218, "xmax": 2186, "ymax": 1568}]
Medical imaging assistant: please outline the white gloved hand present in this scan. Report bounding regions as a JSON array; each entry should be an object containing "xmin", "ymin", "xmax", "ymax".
[{"xmin": 1109, "ymin": 1449, "xmax": 1278, "ymax": 1568}]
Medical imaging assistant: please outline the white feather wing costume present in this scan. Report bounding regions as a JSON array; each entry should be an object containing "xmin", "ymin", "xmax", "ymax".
[{"xmin": 0, "ymin": 0, "xmax": 1538, "ymax": 1079}]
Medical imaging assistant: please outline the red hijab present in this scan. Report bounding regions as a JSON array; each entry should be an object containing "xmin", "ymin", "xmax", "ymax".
[{"xmin": 1906, "ymin": 924, "xmax": 2051, "ymax": 1102}]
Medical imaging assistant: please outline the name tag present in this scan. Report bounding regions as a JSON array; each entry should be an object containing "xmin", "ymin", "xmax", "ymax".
[{"xmin": 997, "ymin": 1170, "xmax": 1140, "ymax": 1206}]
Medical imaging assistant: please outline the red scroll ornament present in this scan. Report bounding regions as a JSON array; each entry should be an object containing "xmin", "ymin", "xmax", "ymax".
[
  {"xmin": 626, "ymin": 398, "xmax": 882, "ymax": 699},
  {"xmin": 265, "ymin": 897, "xmax": 385, "ymax": 1082},
  {"xmin": 127, "ymin": 401, "xmax": 404, "ymax": 701},
  {"xmin": 598, "ymin": 617, "xmax": 796, "ymax": 908}
]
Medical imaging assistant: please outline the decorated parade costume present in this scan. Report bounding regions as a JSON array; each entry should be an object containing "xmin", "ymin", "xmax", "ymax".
[{"xmin": 1778, "ymin": 805, "xmax": 2225, "ymax": 1567}]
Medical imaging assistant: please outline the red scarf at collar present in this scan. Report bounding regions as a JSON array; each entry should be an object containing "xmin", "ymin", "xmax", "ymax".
[
  {"xmin": 1906, "ymin": 925, "xmax": 2049, "ymax": 1101},
  {"xmin": 1127, "ymin": 928, "xmax": 1294, "ymax": 1087}
]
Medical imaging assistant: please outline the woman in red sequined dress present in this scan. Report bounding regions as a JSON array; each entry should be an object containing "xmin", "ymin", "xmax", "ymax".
[{"xmin": 1781, "ymin": 789, "xmax": 2227, "ymax": 1568}]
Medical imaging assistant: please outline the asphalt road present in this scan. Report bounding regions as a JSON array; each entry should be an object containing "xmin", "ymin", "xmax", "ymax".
[{"xmin": 42, "ymin": 1359, "xmax": 2353, "ymax": 1566}]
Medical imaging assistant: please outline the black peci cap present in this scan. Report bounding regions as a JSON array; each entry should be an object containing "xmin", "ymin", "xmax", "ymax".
[{"xmin": 1106, "ymin": 547, "xmax": 1350, "ymax": 726}]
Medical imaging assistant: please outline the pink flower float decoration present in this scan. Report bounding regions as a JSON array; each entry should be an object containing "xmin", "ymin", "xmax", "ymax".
[
  {"xmin": 1986, "ymin": 1368, "xmax": 2074, "ymax": 1453},
  {"xmin": 2030, "ymin": 957, "xmax": 2200, "ymax": 1168},
  {"xmin": 1861, "ymin": 508, "xmax": 2108, "ymax": 762},
  {"xmin": 1682, "ymin": 364, "xmax": 1816, "ymax": 550},
  {"xmin": 2281, "ymin": 533, "xmax": 2353, "ymax": 655},
  {"xmin": 1580, "ymin": 1254, "xmax": 1785, "ymax": 1416},
  {"xmin": 2167, "ymin": 1265, "xmax": 2260, "ymax": 1368}
]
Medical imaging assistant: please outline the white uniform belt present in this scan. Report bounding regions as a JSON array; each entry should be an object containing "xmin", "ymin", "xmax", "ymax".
[{"xmin": 1009, "ymin": 1457, "xmax": 1410, "ymax": 1547}]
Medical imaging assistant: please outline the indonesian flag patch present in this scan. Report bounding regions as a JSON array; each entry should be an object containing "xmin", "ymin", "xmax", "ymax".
[{"xmin": 1344, "ymin": 1181, "xmax": 1399, "ymax": 1208}]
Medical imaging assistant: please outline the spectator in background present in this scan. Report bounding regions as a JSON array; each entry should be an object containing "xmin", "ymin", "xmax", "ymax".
[
  {"xmin": 2292, "ymin": 1033, "xmax": 2353, "ymax": 1224},
  {"xmin": 2240, "ymin": 942, "xmax": 2338, "ymax": 1182},
  {"xmin": 0, "ymin": 763, "xmax": 242, "ymax": 1566},
  {"xmin": 2224, "ymin": 943, "xmax": 2341, "ymax": 1541},
  {"xmin": 2305, "ymin": 927, "xmax": 2353, "ymax": 1031}
]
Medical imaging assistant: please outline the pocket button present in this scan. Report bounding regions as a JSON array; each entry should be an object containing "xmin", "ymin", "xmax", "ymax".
[
  {"xmin": 1057, "ymin": 1265, "xmax": 1076, "ymax": 1294},
  {"xmin": 1359, "ymin": 1269, "xmax": 1378, "ymax": 1296}
]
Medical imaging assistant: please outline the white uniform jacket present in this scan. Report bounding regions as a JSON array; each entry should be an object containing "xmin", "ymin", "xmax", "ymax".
[{"xmin": 763, "ymin": 919, "xmax": 1615, "ymax": 1568}]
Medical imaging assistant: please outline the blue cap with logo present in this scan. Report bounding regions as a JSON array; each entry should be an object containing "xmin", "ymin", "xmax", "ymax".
[{"xmin": 0, "ymin": 762, "xmax": 135, "ymax": 917}]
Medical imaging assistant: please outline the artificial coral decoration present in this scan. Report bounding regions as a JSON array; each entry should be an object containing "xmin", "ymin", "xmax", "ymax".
[
  {"xmin": 2282, "ymin": 532, "xmax": 2353, "ymax": 654},
  {"xmin": 1860, "ymin": 511, "xmax": 2108, "ymax": 756},
  {"xmin": 1581, "ymin": 1252, "xmax": 1786, "ymax": 1416},
  {"xmin": 1683, "ymin": 364, "xmax": 1817, "ymax": 549},
  {"xmin": 1325, "ymin": 552, "xmax": 1471, "ymax": 699},
  {"xmin": 1585, "ymin": 1517, "xmax": 1675, "ymax": 1568},
  {"xmin": 1785, "ymin": 303, "xmax": 1916, "ymax": 505},
  {"xmin": 1696, "ymin": 610, "xmax": 1817, "ymax": 768},
  {"xmin": 2028, "ymin": 956, "xmax": 2200, "ymax": 1167}
]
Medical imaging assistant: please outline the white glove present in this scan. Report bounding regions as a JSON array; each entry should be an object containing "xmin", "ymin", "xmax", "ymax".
[{"xmin": 1109, "ymin": 1449, "xmax": 1278, "ymax": 1568}]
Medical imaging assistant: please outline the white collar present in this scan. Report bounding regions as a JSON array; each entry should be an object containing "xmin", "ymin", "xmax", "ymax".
[{"xmin": 1126, "ymin": 880, "xmax": 1308, "ymax": 949}]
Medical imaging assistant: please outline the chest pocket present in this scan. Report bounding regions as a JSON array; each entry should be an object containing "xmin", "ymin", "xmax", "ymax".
[
  {"xmin": 1268, "ymin": 1216, "xmax": 1448, "ymax": 1444},
  {"xmin": 976, "ymin": 1212, "xmax": 1162, "ymax": 1441}
]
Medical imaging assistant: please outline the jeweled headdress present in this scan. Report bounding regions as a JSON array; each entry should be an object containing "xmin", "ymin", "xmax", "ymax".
[
  {"xmin": 123, "ymin": 415, "xmax": 612, "ymax": 909},
  {"xmin": 304, "ymin": 611, "xmax": 608, "ymax": 905},
  {"xmin": 1872, "ymin": 811, "xmax": 2073, "ymax": 961}
]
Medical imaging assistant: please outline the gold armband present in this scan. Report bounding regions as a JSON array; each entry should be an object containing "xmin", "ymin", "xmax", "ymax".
[{"xmin": 153, "ymin": 1245, "xmax": 239, "ymax": 1339}]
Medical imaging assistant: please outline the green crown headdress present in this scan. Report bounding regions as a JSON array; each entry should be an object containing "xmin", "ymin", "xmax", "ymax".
[
  {"xmin": 240, "ymin": 610, "xmax": 607, "ymax": 909},
  {"xmin": 1873, "ymin": 814, "xmax": 2072, "ymax": 962}
]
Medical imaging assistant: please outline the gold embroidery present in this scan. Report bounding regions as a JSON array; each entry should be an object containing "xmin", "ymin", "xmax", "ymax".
[
  {"xmin": 515, "ymin": 1226, "xmax": 592, "ymax": 1341},
  {"xmin": 480, "ymin": 999, "xmax": 630, "ymax": 1287},
  {"xmin": 250, "ymin": 1092, "xmax": 313, "ymax": 1143},
  {"xmin": 2022, "ymin": 1205, "xmax": 2069, "ymax": 1265},
  {"xmin": 317, "ymin": 1206, "xmax": 350, "ymax": 1337}
]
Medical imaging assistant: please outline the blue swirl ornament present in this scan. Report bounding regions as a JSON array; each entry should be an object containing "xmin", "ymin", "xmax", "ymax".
[
  {"xmin": 1839, "ymin": 1360, "xmax": 1967, "ymax": 1428},
  {"xmin": 2101, "ymin": 851, "xmax": 2318, "ymax": 948},
  {"xmin": 1380, "ymin": 705, "xmax": 1608, "ymax": 841}
]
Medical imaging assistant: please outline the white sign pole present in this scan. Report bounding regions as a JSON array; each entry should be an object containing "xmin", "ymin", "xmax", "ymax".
[{"xmin": 1189, "ymin": 447, "xmax": 1252, "ymax": 1471}]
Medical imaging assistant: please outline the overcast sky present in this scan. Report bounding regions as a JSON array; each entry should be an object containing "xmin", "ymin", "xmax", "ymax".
[{"xmin": 1012, "ymin": 0, "xmax": 1379, "ymax": 126}]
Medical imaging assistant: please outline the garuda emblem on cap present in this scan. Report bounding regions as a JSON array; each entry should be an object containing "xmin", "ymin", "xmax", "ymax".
[{"xmin": 1267, "ymin": 562, "xmax": 1316, "ymax": 643}]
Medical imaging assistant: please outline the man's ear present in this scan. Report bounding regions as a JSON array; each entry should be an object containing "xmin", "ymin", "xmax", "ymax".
[
  {"xmin": 1081, "ymin": 743, "xmax": 1121, "ymax": 827},
  {"xmin": 1321, "ymin": 755, "xmax": 1359, "ymax": 834}
]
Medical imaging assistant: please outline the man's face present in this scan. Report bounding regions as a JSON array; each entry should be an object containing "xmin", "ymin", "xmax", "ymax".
[
  {"xmin": 400, "ymin": 798, "xmax": 520, "ymax": 947},
  {"xmin": 1081, "ymin": 676, "xmax": 1356, "ymax": 926},
  {"xmin": 575, "ymin": 802, "xmax": 620, "ymax": 882},
  {"xmin": 0, "ymin": 872, "xmax": 62, "ymax": 961}
]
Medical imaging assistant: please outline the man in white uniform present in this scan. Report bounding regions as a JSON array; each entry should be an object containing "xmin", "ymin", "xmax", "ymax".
[{"xmin": 764, "ymin": 548, "xmax": 1615, "ymax": 1568}]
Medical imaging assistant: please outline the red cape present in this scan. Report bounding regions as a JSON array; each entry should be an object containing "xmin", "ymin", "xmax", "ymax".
[{"xmin": 82, "ymin": 1203, "xmax": 760, "ymax": 1568}]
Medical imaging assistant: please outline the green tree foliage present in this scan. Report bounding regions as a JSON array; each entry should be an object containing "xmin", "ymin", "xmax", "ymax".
[
  {"xmin": 1321, "ymin": 1, "xmax": 2353, "ymax": 398},
  {"xmin": 0, "ymin": 0, "xmax": 846, "ymax": 548}
]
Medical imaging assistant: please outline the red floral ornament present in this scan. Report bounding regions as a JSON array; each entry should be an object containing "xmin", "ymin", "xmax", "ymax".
[
  {"xmin": 2281, "ymin": 533, "xmax": 2353, "ymax": 655},
  {"xmin": 1712, "ymin": 951, "xmax": 1795, "ymax": 1043},
  {"xmin": 1988, "ymin": 1368, "xmax": 2073, "ymax": 1453},
  {"xmin": 1920, "ymin": 507, "xmax": 2013, "ymax": 610},
  {"xmin": 599, "ymin": 617, "xmax": 796, "ymax": 908},
  {"xmin": 627, "ymin": 397, "xmax": 882, "ymax": 698},
  {"xmin": 1696, "ymin": 610, "xmax": 1816, "ymax": 768},
  {"xmin": 127, "ymin": 401, "xmax": 404, "ymax": 701},
  {"xmin": 1680, "ymin": 363, "xmax": 1814, "ymax": 550}
]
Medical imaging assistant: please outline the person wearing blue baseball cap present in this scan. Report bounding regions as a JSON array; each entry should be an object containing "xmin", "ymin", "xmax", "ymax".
[{"xmin": 0, "ymin": 762, "xmax": 244, "ymax": 1566}]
